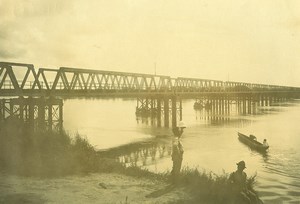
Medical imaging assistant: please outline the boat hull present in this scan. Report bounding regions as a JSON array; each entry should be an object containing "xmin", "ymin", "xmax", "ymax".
[{"xmin": 238, "ymin": 132, "xmax": 269, "ymax": 152}]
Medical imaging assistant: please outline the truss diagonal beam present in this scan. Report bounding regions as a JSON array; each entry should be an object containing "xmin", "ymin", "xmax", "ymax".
[{"xmin": 1, "ymin": 62, "xmax": 300, "ymax": 97}]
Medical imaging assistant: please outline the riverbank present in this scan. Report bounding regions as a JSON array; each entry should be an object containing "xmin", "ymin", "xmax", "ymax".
[
  {"xmin": 0, "ymin": 119, "xmax": 262, "ymax": 203},
  {"xmin": 0, "ymin": 172, "xmax": 189, "ymax": 204}
]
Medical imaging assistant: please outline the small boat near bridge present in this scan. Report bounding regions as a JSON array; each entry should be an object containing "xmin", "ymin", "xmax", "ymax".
[{"xmin": 238, "ymin": 132, "xmax": 269, "ymax": 152}]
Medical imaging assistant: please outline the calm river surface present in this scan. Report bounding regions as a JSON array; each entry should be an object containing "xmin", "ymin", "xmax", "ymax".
[{"xmin": 64, "ymin": 98, "xmax": 300, "ymax": 204}]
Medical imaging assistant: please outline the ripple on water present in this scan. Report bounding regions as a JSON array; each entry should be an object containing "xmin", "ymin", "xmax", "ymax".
[
  {"xmin": 263, "ymin": 196, "xmax": 292, "ymax": 204},
  {"xmin": 287, "ymin": 191, "xmax": 300, "ymax": 197},
  {"xmin": 257, "ymin": 167, "xmax": 300, "ymax": 203},
  {"xmin": 257, "ymin": 190, "xmax": 281, "ymax": 197}
]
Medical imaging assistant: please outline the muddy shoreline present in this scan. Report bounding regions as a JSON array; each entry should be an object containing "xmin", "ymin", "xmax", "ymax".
[{"xmin": 0, "ymin": 172, "xmax": 189, "ymax": 204}]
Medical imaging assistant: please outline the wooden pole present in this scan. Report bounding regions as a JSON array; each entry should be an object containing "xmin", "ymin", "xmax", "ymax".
[
  {"xmin": 172, "ymin": 96, "xmax": 177, "ymax": 127},
  {"xmin": 164, "ymin": 97, "xmax": 169, "ymax": 127},
  {"xmin": 157, "ymin": 98, "xmax": 161, "ymax": 127}
]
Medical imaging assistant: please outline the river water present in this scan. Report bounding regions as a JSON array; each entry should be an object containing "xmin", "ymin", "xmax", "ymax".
[{"xmin": 64, "ymin": 98, "xmax": 300, "ymax": 204}]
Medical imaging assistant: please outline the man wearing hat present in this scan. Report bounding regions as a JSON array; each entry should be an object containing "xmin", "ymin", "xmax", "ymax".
[
  {"xmin": 229, "ymin": 161, "xmax": 259, "ymax": 204},
  {"xmin": 172, "ymin": 121, "xmax": 186, "ymax": 138}
]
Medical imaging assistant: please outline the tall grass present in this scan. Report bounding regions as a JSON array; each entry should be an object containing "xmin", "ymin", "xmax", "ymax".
[
  {"xmin": 172, "ymin": 167, "xmax": 260, "ymax": 204},
  {"xmin": 0, "ymin": 117, "xmax": 101, "ymax": 177}
]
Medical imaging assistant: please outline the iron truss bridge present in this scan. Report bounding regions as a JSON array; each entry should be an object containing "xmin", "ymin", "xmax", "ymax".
[{"xmin": 1, "ymin": 61, "xmax": 300, "ymax": 97}]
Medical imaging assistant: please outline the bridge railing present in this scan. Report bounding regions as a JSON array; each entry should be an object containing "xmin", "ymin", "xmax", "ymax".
[{"xmin": 0, "ymin": 81, "xmax": 47, "ymax": 90}]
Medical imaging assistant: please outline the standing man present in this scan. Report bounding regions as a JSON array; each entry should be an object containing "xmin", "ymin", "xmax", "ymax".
[{"xmin": 171, "ymin": 121, "xmax": 186, "ymax": 184}]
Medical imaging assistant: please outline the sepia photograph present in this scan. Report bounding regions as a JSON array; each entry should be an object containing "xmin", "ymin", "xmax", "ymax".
[{"xmin": 0, "ymin": 0, "xmax": 300, "ymax": 203}]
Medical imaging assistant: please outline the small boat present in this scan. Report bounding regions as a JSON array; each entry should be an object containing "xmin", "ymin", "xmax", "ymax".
[{"xmin": 238, "ymin": 132, "xmax": 269, "ymax": 152}]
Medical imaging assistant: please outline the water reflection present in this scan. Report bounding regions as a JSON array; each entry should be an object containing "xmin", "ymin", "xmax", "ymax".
[
  {"xmin": 99, "ymin": 138, "xmax": 172, "ymax": 167},
  {"xmin": 136, "ymin": 116, "xmax": 157, "ymax": 126},
  {"xmin": 195, "ymin": 109, "xmax": 253, "ymax": 127},
  {"xmin": 193, "ymin": 99, "xmax": 285, "ymax": 127},
  {"xmin": 64, "ymin": 98, "xmax": 300, "ymax": 203}
]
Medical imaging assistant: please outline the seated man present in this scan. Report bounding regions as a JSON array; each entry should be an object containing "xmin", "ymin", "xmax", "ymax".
[
  {"xmin": 263, "ymin": 139, "xmax": 269, "ymax": 147},
  {"xmin": 229, "ymin": 161, "xmax": 259, "ymax": 204}
]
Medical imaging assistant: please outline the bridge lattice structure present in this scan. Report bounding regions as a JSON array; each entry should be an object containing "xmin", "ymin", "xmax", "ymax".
[{"xmin": 1, "ymin": 62, "xmax": 299, "ymax": 97}]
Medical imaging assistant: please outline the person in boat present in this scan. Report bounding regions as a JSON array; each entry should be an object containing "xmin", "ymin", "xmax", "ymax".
[
  {"xmin": 263, "ymin": 139, "xmax": 269, "ymax": 147},
  {"xmin": 229, "ymin": 161, "xmax": 259, "ymax": 204},
  {"xmin": 171, "ymin": 121, "xmax": 186, "ymax": 184}
]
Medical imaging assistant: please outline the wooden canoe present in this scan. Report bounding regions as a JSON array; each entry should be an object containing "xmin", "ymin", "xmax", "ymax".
[{"xmin": 238, "ymin": 132, "xmax": 269, "ymax": 152}]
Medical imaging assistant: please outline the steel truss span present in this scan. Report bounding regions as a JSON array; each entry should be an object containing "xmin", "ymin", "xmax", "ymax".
[{"xmin": 1, "ymin": 61, "xmax": 300, "ymax": 97}]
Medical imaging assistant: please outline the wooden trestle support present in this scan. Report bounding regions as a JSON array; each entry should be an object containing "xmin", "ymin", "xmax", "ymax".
[
  {"xmin": 0, "ymin": 97, "xmax": 63, "ymax": 132},
  {"xmin": 136, "ymin": 95, "xmax": 182, "ymax": 127}
]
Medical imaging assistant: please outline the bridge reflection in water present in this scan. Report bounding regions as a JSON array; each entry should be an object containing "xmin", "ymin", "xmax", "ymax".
[
  {"xmin": 107, "ymin": 96, "xmax": 291, "ymax": 168},
  {"xmin": 135, "ymin": 96, "xmax": 182, "ymax": 127},
  {"xmin": 98, "ymin": 138, "xmax": 172, "ymax": 167},
  {"xmin": 135, "ymin": 94, "xmax": 290, "ymax": 128}
]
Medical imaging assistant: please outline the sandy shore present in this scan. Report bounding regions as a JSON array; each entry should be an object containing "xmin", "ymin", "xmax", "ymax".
[{"xmin": 0, "ymin": 173, "xmax": 189, "ymax": 204}]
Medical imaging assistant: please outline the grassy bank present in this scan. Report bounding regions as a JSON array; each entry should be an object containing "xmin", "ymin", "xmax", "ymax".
[
  {"xmin": 0, "ymin": 119, "xmax": 98, "ymax": 176},
  {"xmin": 0, "ymin": 118, "xmax": 261, "ymax": 203},
  {"xmin": 172, "ymin": 167, "xmax": 259, "ymax": 204},
  {"xmin": 0, "ymin": 117, "xmax": 161, "ymax": 178}
]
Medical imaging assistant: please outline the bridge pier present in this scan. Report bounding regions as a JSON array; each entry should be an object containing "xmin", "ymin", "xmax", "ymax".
[
  {"xmin": 163, "ymin": 97, "xmax": 169, "ymax": 127},
  {"xmin": 0, "ymin": 97, "xmax": 63, "ymax": 132},
  {"xmin": 136, "ymin": 96, "xmax": 182, "ymax": 128},
  {"xmin": 157, "ymin": 99, "xmax": 161, "ymax": 127},
  {"xmin": 193, "ymin": 93, "xmax": 295, "ymax": 121},
  {"xmin": 247, "ymin": 97, "xmax": 251, "ymax": 114}
]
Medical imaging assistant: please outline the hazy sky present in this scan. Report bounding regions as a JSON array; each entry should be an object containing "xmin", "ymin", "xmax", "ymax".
[{"xmin": 0, "ymin": 0, "xmax": 300, "ymax": 86}]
